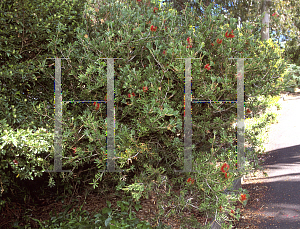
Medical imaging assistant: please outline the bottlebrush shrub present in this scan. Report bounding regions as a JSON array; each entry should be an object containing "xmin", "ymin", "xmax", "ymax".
[{"xmin": 42, "ymin": 0, "xmax": 287, "ymax": 225}]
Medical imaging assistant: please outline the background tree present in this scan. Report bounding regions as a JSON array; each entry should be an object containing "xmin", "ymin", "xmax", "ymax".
[{"xmin": 261, "ymin": 0, "xmax": 271, "ymax": 40}]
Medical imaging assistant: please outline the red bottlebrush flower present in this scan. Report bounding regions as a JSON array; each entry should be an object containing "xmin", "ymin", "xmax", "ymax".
[
  {"xmin": 128, "ymin": 93, "xmax": 131, "ymax": 98},
  {"xmin": 231, "ymin": 210, "xmax": 235, "ymax": 214},
  {"xmin": 95, "ymin": 103, "xmax": 100, "ymax": 111},
  {"xmin": 93, "ymin": 102, "xmax": 96, "ymax": 106},
  {"xmin": 187, "ymin": 37, "xmax": 191, "ymax": 44},
  {"xmin": 13, "ymin": 159, "xmax": 18, "ymax": 165},
  {"xmin": 132, "ymin": 92, "xmax": 136, "ymax": 97},
  {"xmin": 272, "ymin": 13, "xmax": 276, "ymax": 16},
  {"xmin": 150, "ymin": 25, "xmax": 157, "ymax": 32},
  {"xmin": 221, "ymin": 163, "xmax": 230, "ymax": 173},
  {"xmin": 137, "ymin": 0, "xmax": 141, "ymax": 2},
  {"xmin": 241, "ymin": 194, "xmax": 247, "ymax": 202},
  {"xmin": 72, "ymin": 147, "xmax": 76, "ymax": 154},
  {"xmin": 216, "ymin": 38, "xmax": 222, "ymax": 44},
  {"xmin": 204, "ymin": 64, "xmax": 211, "ymax": 71},
  {"xmin": 163, "ymin": 50, "xmax": 166, "ymax": 55},
  {"xmin": 246, "ymin": 108, "xmax": 252, "ymax": 114},
  {"xmin": 224, "ymin": 172, "xmax": 228, "ymax": 178},
  {"xmin": 225, "ymin": 30, "xmax": 234, "ymax": 38},
  {"xmin": 143, "ymin": 86, "xmax": 148, "ymax": 92},
  {"xmin": 153, "ymin": 7, "xmax": 158, "ymax": 13},
  {"xmin": 211, "ymin": 43, "xmax": 214, "ymax": 46},
  {"xmin": 187, "ymin": 178, "xmax": 195, "ymax": 184}
]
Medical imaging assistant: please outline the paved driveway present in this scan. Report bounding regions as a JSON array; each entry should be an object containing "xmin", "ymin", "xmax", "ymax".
[{"xmin": 255, "ymin": 91, "xmax": 300, "ymax": 228}]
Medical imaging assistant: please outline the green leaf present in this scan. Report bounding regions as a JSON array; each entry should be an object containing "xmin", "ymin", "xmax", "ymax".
[
  {"xmin": 106, "ymin": 200, "xmax": 112, "ymax": 208},
  {"xmin": 104, "ymin": 217, "xmax": 112, "ymax": 226},
  {"xmin": 102, "ymin": 207, "xmax": 112, "ymax": 215}
]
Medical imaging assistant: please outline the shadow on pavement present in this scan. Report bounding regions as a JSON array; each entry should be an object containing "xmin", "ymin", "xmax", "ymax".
[{"xmin": 243, "ymin": 144, "xmax": 300, "ymax": 228}]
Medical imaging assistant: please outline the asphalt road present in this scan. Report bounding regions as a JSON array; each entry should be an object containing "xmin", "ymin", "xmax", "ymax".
[{"xmin": 255, "ymin": 91, "xmax": 300, "ymax": 228}]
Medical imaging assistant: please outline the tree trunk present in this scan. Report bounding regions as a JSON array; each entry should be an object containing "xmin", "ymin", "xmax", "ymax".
[{"xmin": 261, "ymin": 0, "xmax": 271, "ymax": 41}]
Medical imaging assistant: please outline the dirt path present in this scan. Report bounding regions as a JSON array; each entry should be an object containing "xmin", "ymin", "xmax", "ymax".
[{"xmin": 234, "ymin": 89, "xmax": 300, "ymax": 228}]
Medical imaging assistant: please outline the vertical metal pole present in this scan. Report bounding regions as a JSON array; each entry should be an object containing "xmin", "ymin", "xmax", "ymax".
[
  {"xmin": 227, "ymin": 57, "xmax": 251, "ymax": 190},
  {"xmin": 237, "ymin": 59, "xmax": 245, "ymax": 173},
  {"xmin": 45, "ymin": 57, "xmax": 71, "ymax": 173},
  {"xmin": 175, "ymin": 57, "xmax": 201, "ymax": 173},
  {"xmin": 97, "ymin": 58, "xmax": 123, "ymax": 173},
  {"xmin": 183, "ymin": 58, "xmax": 193, "ymax": 172},
  {"xmin": 107, "ymin": 58, "xmax": 116, "ymax": 172},
  {"xmin": 54, "ymin": 58, "xmax": 62, "ymax": 171}
]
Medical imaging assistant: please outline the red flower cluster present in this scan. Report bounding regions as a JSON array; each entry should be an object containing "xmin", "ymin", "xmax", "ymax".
[
  {"xmin": 137, "ymin": 0, "xmax": 141, "ymax": 2},
  {"xmin": 186, "ymin": 37, "xmax": 192, "ymax": 48},
  {"xmin": 216, "ymin": 38, "xmax": 222, "ymax": 44},
  {"xmin": 225, "ymin": 30, "xmax": 235, "ymax": 38},
  {"xmin": 187, "ymin": 178, "xmax": 195, "ymax": 184},
  {"xmin": 93, "ymin": 102, "xmax": 100, "ymax": 111},
  {"xmin": 150, "ymin": 25, "xmax": 157, "ymax": 32},
  {"xmin": 204, "ymin": 64, "xmax": 211, "ymax": 71},
  {"xmin": 72, "ymin": 147, "xmax": 76, "ymax": 154},
  {"xmin": 221, "ymin": 163, "xmax": 229, "ymax": 173},
  {"xmin": 128, "ymin": 92, "xmax": 136, "ymax": 98},
  {"xmin": 221, "ymin": 162, "xmax": 230, "ymax": 179},
  {"xmin": 272, "ymin": 12, "xmax": 279, "ymax": 17},
  {"xmin": 126, "ymin": 87, "xmax": 148, "ymax": 102},
  {"xmin": 211, "ymin": 43, "xmax": 214, "ymax": 46},
  {"xmin": 246, "ymin": 108, "xmax": 252, "ymax": 114},
  {"xmin": 240, "ymin": 194, "xmax": 247, "ymax": 202},
  {"xmin": 163, "ymin": 50, "xmax": 166, "ymax": 55},
  {"xmin": 153, "ymin": 7, "xmax": 158, "ymax": 13}
]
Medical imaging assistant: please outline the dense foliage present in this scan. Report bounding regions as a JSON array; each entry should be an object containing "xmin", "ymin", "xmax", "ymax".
[
  {"xmin": 0, "ymin": 0, "xmax": 87, "ymax": 206},
  {"xmin": 0, "ymin": 0, "xmax": 289, "ymax": 227}
]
